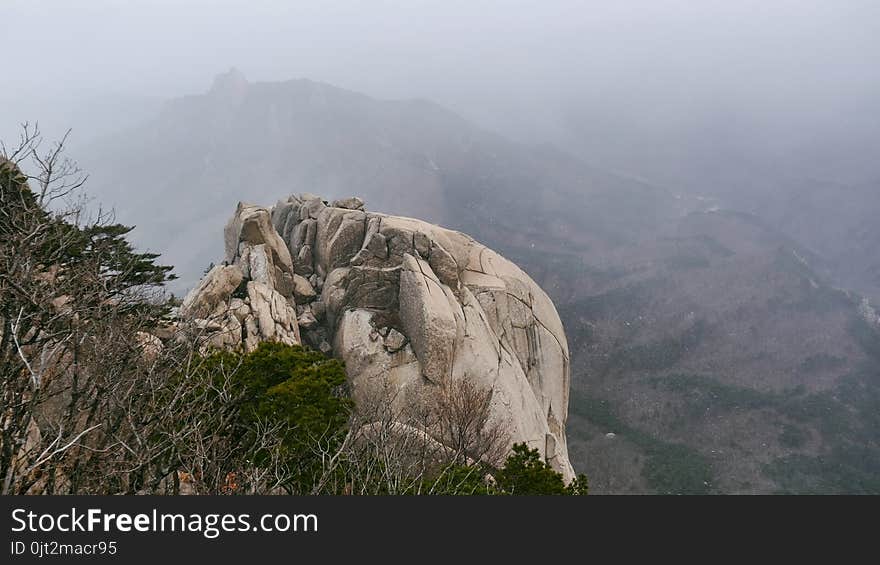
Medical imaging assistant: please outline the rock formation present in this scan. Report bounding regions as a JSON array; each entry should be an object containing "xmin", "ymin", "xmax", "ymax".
[{"xmin": 182, "ymin": 194, "xmax": 574, "ymax": 480}]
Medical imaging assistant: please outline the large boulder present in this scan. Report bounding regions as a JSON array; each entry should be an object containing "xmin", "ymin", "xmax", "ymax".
[
  {"xmin": 182, "ymin": 203, "xmax": 302, "ymax": 352},
  {"xmin": 398, "ymin": 254, "xmax": 457, "ymax": 384},
  {"xmin": 180, "ymin": 265, "xmax": 243, "ymax": 318},
  {"xmin": 315, "ymin": 207, "xmax": 367, "ymax": 275},
  {"xmin": 180, "ymin": 193, "xmax": 574, "ymax": 480},
  {"xmin": 224, "ymin": 202, "xmax": 293, "ymax": 275}
]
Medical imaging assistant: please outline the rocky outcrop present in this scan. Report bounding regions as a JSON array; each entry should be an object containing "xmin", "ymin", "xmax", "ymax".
[
  {"xmin": 180, "ymin": 204, "xmax": 302, "ymax": 352},
  {"xmin": 182, "ymin": 194, "xmax": 574, "ymax": 480}
]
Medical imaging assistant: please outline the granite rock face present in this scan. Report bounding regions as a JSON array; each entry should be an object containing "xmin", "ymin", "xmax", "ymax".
[
  {"xmin": 182, "ymin": 194, "xmax": 574, "ymax": 480},
  {"xmin": 181, "ymin": 204, "xmax": 301, "ymax": 352}
]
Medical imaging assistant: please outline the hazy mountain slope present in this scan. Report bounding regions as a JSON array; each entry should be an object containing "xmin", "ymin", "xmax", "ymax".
[
  {"xmin": 83, "ymin": 69, "xmax": 683, "ymax": 291},
  {"xmin": 82, "ymin": 70, "xmax": 456, "ymax": 288},
  {"xmin": 735, "ymin": 179, "xmax": 880, "ymax": 303},
  {"xmin": 77, "ymin": 71, "xmax": 880, "ymax": 493},
  {"xmin": 468, "ymin": 153, "xmax": 880, "ymax": 494},
  {"xmin": 555, "ymin": 105, "xmax": 880, "ymax": 303},
  {"xmin": 542, "ymin": 211, "xmax": 880, "ymax": 493}
]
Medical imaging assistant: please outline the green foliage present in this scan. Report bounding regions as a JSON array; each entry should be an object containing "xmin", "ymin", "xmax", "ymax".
[
  {"xmin": 422, "ymin": 465, "xmax": 496, "ymax": 495},
  {"xmin": 495, "ymin": 443, "xmax": 569, "ymax": 495},
  {"xmin": 238, "ymin": 342, "xmax": 351, "ymax": 447},
  {"xmin": 648, "ymin": 372, "xmax": 880, "ymax": 491},
  {"xmin": 494, "ymin": 443, "xmax": 588, "ymax": 495},
  {"xmin": 609, "ymin": 319, "xmax": 709, "ymax": 372},
  {"xmin": 765, "ymin": 447, "xmax": 880, "ymax": 495},
  {"xmin": 652, "ymin": 373, "xmax": 778, "ymax": 412},
  {"xmin": 414, "ymin": 447, "xmax": 590, "ymax": 495},
  {"xmin": 764, "ymin": 362, "xmax": 880, "ymax": 494},
  {"xmin": 569, "ymin": 392, "xmax": 624, "ymax": 430},
  {"xmin": 641, "ymin": 443, "xmax": 712, "ymax": 495},
  {"xmin": 642, "ymin": 348, "xmax": 880, "ymax": 493},
  {"xmin": 1, "ymin": 157, "xmax": 175, "ymax": 302},
  {"xmin": 778, "ymin": 424, "xmax": 808, "ymax": 449},
  {"xmin": 566, "ymin": 473, "xmax": 590, "ymax": 495},
  {"xmin": 190, "ymin": 342, "xmax": 351, "ymax": 493},
  {"xmin": 569, "ymin": 390, "xmax": 715, "ymax": 494}
]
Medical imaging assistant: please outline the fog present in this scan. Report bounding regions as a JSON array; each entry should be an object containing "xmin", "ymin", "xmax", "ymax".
[
  {"xmin": 4, "ymin": 1, "xmax": 880, "ymax": 167},
  {"xmin": 3, "ymin": 0, "xmax": 880, "ymax": 285}
]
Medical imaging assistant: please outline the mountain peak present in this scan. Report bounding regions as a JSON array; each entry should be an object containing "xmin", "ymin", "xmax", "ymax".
[{"xmin": 209, "ymin": 67, "xmax": 248, "ymax": 97}]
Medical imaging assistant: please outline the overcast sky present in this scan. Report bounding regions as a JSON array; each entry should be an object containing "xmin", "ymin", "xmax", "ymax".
[{"xmin": 3, "ymin": 0, "xmax": 880, "ymax": 176}]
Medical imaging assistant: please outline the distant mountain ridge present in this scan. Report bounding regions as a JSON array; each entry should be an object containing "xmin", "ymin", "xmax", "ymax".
[{"xmin": 82, "ymin": 69, "xmax": 690, "ymax": 290}]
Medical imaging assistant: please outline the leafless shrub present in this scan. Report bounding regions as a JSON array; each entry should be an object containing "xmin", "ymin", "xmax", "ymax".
[{"xmin": 310, "ymin": 376, "xmax": 509, "ymax": 495}]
